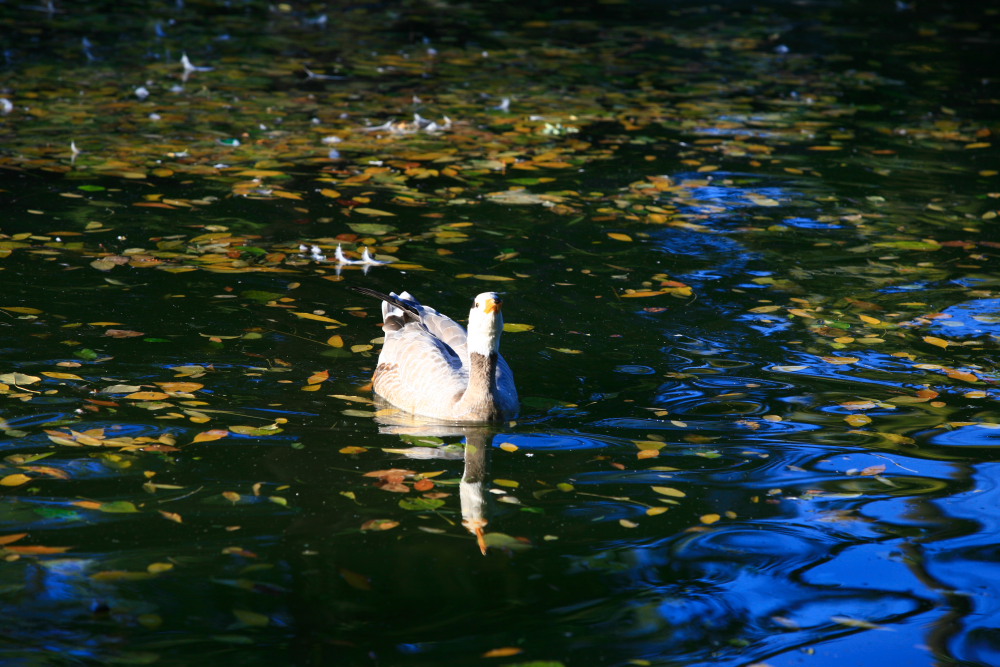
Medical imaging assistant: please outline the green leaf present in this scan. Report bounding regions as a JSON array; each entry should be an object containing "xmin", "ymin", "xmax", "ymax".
[
  {"xmin": 77, "ymin": 184, "xmax": 106, "ymax": 192},
  {"xmin": 398, "ymin": 498, "xmax": 445, "ymax": 511},
  {"xmin": 241, "ymin": 290, "xmax": 283, "ymax": 303}
]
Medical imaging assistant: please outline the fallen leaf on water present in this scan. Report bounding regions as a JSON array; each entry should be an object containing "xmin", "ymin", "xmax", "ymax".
[
  {"xmin": 41, "ymin": 372, "xmax": 84, "ymax": 381},
  {"xmin": 607, "ymin": 232, "xmax": 632, "ymax": 242},
  {"xmin": 923, "ymin": 336, "xmax": 950, "ymax": 349},
  {"xmin": 339, "ymin": 568, "xmax": 372, "ymax": 591},
  {"xmin": 233, "ymin": 609, "xmax": 270, "ymax": 627},
  {"xmin": 155, "ymin": 382, "xmax": 203, "ymax": 393},
  {"xmin": 193, "ymin": 429, "xmax": 229, "ymax": 443},
  {"xmin": 307, "ymin": 370, "xmax": 330, "ymax": 384},
  {"xmin": 0, "ymin": 373, "xmax": 41, "ymax": 386},
  {"xmin": 125, "ymin": 391, "xmax": 171, "ymax": 401},
  {"xmin": 1, "ymin": 306, "xmax": 43, "ymax": 314},
  {"xmin": 821, "ymin": 356, "xmax": 859, "ymax": 365},
  {"xmin": 360, "ymin": 519, "xmax": 399, "ymax": 531},
  {"xmin": 652, "ymin": 486, "xmax": 686, "ymax": 498},
  {"xmin": 292, "ymin": 312, "xmax": 346, "ymax": 325},
  {"xmin": 0, "ymin": 473, "xmax": 32, "ymax": 487},
  {"xmin": 482, "ymin": 647, "xmax": 523, "ymax": 658},
  {"xmin": 105, "ymin": 329, "xmax": 145, "ymax": 338},
  {"xmin": 860, "ymin": 464, "xmax": 887, "ymax": 476}
]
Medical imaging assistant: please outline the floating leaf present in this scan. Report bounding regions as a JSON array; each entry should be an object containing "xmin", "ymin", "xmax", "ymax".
[
  {"xmin": 354, "ymin": 207, "xmax": 396, "ymax": 217},
  {"xmin": 41, "ymin": 371, "xmax": 84, "ymax": 380},
  {"xmin": 125, "ymin": 391, "xmax": 171, "ymax": 401},
  {"xmin": 607, "ymin": 232, "xmax": 632, "ymax": 242},
  {"xmin": 232, "ymin": 610, "xmax": 270, "ymax": 627},
  {"xmin": 651, "ymin": 486, "xmax": 686, "ymax": 498},
  {"xmin": 923, "ymin": 336, "xmax": 950, "ymax": 349},
  {"xmin": 0, "ymin": 373, "xmax": 41, "ymax": 386},
  {"xmin": 845, "ymin": 414, "xmax": 872, "ymax": 427},
  {"xmin": 193, "ymin": 429, "xmax": 229, "ymax": 443},
  {"xmin": 482, "ymin": 647, "xmax": 523, "ymax": 658},
  {"xmin": 0, "ymin": 473, "xmax": 32, "ymax": 487},
  {"xmin": 292, "ymin": 312, "xmax": 346, "ymax": 325},
  {"xmin": 229, "ymin": 425, "xmax": 283, "ymax": 436},
  {"xmin": 0, "ymin": 306, "xmax": 43, "ymax": 315},
  {"xmin": 399, "ymin": 497, "xmax": 445, "ymax": 511},
  {"xmin": 155, "ymin": 382, "xmax": 203, "ymax": 393}
]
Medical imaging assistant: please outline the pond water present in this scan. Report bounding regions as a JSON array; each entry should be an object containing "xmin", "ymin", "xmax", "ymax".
[{"xmin": 1, "ymin": 1, "xmax": 1000, "ymax": 665}]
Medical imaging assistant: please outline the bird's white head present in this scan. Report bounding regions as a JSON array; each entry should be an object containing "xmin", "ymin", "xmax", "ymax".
[{"xmin": 467, "ymin": 292, "xmax": 504, "ymax": 356}]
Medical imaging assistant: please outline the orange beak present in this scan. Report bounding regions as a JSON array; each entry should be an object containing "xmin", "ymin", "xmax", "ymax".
[{"xmin": 483, "ymin": 297, "xmax": 502, "ymax": 314}]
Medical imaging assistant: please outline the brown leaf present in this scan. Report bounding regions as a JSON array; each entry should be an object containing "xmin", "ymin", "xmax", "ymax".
[{"xmin": 105, "ymin": 329, "xmax": 145, "ymax": 338}]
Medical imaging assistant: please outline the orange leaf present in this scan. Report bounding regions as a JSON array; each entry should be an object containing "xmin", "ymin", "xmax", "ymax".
[
  {"xmin": 193, "ymin": 429, "xmax": 229, "ymax": 443},
  {"xmin": 6, "ymin": 545, "xmax": 73, "ymax": 555},
  {"xmin": 482, "ymin": 647, "xmax": 523, "ymax": 658},
  {"xmin": 307, "ymin": 370, "xmax": 330, "ymax": 385},
  {"xmin": 155, "ymin": 382, "xmax": 204, "ymax": 393},
  {"xmin": 0, "ymin": 533, "xmax": 28, "ymax": 545}
]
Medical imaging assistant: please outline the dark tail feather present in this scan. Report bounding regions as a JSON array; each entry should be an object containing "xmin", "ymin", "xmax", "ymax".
[{"xmin": 346, "ymin": 285, "xmax": 421, "ymax": 317}]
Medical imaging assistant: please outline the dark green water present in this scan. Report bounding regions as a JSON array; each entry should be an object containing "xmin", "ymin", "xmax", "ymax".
[{"xmin": 1, "ymin": 1, "xmax": 1000, "ymax": 665}]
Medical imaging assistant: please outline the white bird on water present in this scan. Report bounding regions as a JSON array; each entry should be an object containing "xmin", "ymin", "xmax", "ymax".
[{"xmin": 349, "ymin": 287, "xmax": 518, "ymax": 423}]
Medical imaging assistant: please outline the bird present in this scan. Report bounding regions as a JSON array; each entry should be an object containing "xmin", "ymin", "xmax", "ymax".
[{"xmin": 349, "ymin": 287, "xmax": 518, "ymax": 423}]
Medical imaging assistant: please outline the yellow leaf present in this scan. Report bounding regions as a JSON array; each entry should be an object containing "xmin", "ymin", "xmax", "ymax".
[
  {"xmin": 125, "ymin": 391, "xmax": 170, "ymax": 401},
  {"xmin": 646, "ymin": 507, "xmax": 669, "ymax": 516},
  {"xmin": 327, "ymin": 334, "xmax": 344, "ymax": 347},
  {"xmin": 923, "ymin": 336, "xmax": 950, "ymax": 349},
  {"xmin": 193, "ymin": 429, "xmax": 229, "ymax": 443},
  {"xmin": 499, "ymin": 442, "xmax": 518, "ymax": 452},
  {"xmin": 292, "ymin": 312, "xmax": 345, "ymax": 325},
  {"xmin": 821, "ymin": 356, "xmax": 859, "ymax": 365},
  {"xmin": 859, "ymin": 315, "xmax": 881, "ymax": 325},
  {"xmin": 319, "ymin": 188, "xmax": 342, "ymax": 198},
  {"xmin": 301, "ymin": 384, "xmax": 321, "ymax": 392},
  {"xmin": 41, "ymin": 371, "xmax": 84, "ymax": 380},
  {"xmin": 307, "ymin": 370, "xmax": 330, "ymax": 384},
  {"xmin": 271, "ymin": 190, "xmax": 303, "ymax": 200},
  {"xmin": 607, "ymin": 232, "xmax": 632, "ymax": 242},
  {"xmin": 1, "ymin": 306, "xmax": 43, "ymax": 314},
  {"xmin": 0, "ymin": 473, "xmax": 32, "ymax": 486},
  {"xmin": 502, "ymin": 323, "xmax": 534, "ymax": 333},
  {"xmin": 845, "ymin": 414, "xmax": 872, "ymax": 427},
  {"xmin": 155, "ymin": 382, "xmax": 204, "ymax": 393},
  {"xmin": 700, "ymin": 513, "xmax": 721, "ymax": 524},
  {"xmin": 472, "ymin": 274, "xmax": 515, "ymax": 282},
  {"xmin": 652, "ymin": 486, "xmax": 686, "ymax": 498},
  {"xmin": 354, "ymin": 207, "xmax": 396, "ymax": 217}
]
